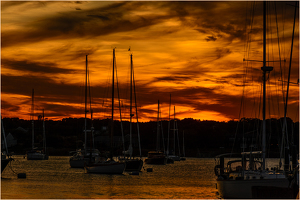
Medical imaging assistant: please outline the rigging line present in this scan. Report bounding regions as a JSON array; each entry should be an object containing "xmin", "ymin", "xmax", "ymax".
[
  {"xmin": 267, "ymin": 76, "xmax": 273, "ymax": 158},
  {"xmin": 271, "ymin": 67, "xmax": 280, "ymax": 119},
  {"xmin": 285, "ymin": 1, "xmax": 297, "ymax": 118},
  {"xmin": 115, "ymin": 55, "xmax": 125, "ymax": 158},
  {"xmin": 88, "ymin": 59, "xmax": 92, "ymax": 118},
  {"xmin": 245, "ymin": 2, "xmax": 256, "ymax": 120},
  {"xmin": 281, "ymin": 1, "xmax": 298, "ymax": 152},
  {"xmin": 231, "ymin": 2, "xmax": 253, "ymax": 155},
  {"xmin": 122, "ymin": 54, "xmax": 131, "ymax": 120},
  {"xmin": 160, "ymin": 116, "xmax": 165, "ymax": 154},
  {"xmin": 247, "ymin": 2, "xmax": 256, "ymax": 62},
  {"xmin": 103, "ymin": 54, "xmax": 114, "ymax": 119},
  {"xmin": 274, "ymin": 2, "xmax": 286, "ymax": 109},
  {"xmin": 240, "ymin": 3, "xmax": 254, "ymax": 150},
  {"xmin": 243, "ymin": 1, "xmax": 249, "ymax": 61},
  {"xmin": 176, "ymin": 120, "xmax": 181, "ymax": 156},
  {"xmin": 267, "ymin": 4, "xmax": 270, "ymax": 65},
  {"xmin": 132, "ymin": 62, "xmax": 142, "ymax": 158}
]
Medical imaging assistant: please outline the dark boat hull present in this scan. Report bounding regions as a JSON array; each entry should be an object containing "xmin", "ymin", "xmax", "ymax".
[
  {"xmin": 1, "ymin": 158, "xmax": 10, "ymax": 173},
  {"xmin": 124, "ymin": 159, "xmax": 143, "ymax": 171},
  {"xmin": 144, "ymin": 157, "xmax": 166, "ymax": 165},
  {"xmin": 85, "ymin": 161, "xmax": 125, "ymax": 174}
]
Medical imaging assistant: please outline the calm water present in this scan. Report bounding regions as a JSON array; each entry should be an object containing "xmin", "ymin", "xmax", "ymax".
[{"xmin": 1, "ymin": 156, "xmax": 219, "ymax": 199}]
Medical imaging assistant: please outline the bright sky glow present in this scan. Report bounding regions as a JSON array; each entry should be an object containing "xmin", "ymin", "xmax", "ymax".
[{"xmin": 1, "ymin": 1, "xmax": 299, "ymax": 122}]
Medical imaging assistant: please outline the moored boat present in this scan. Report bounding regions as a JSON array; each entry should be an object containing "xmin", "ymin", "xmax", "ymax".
[
  {"xmin": 85, "ymin": 159, "xmax": 125, "ymax": 174},
  {"xmin": 27, "ymin": 90, "xmax": 48, "ymax": 160},
  {"xmin": 124, "ymin": 158, "xmax": 143, "ymax": 171},
  {"xmin": 144, "ymin": 151, "xmax": 167, "ymax": 165},
  {"xmin": 1, "ymin": 154, "xmax": 11, "ymax": 173},
  {"xmin": 144, "ymin": 100, "xmax": 167, "ymax": 165},
  {"xmin": 27, "ymin": 148, "xmax": 47, "ymax": 160},
  {"xmin": 122, "ymin": 51, "xmax": 144, "ymax": 172},
  {"xmin": 69, "ymin": 148, "xmax": 102, "ymax": 168},
  {"xmin": 69, "ymin": 55, "xmax": 101, "ymax": 168},
  {"xmin": 1, "ymin": 119, "xmax": 13, "ymax": 173},
  {"xmin": 214, "ymin": 2, "xmax": 298, "ymax": 198},
  {"xmin": 215, "ymin": 152, "xmax": 290, "ymax": 198},
  {"xmin": 84, "ymin": 49, "xmax": 125, "ymax": 174}
]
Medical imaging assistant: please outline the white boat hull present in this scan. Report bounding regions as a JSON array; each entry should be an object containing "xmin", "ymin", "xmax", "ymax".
[
  {"xmin": 27, "ymin": 152, "xmax": 46, "ymax": 160},
  {"xmin": 85, "ymin": 161, "xmax": 125, "ymax": 174},
  {"xmin": 217, "ymin": 177, "xmax": 290, "ymax": 198},
  {"xmin": 168, "ymin": 155, "xmax": 180, "ymax": 161}
]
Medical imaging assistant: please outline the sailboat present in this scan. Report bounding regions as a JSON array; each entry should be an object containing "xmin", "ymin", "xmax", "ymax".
[
  {"xmin": 27, "ymin": 89, "xmax": 48, "ymax": 160},
  {"xmin": 165, "ymin": 94, "xmax": 174, "ymax": 164},
  {"xmin": 70, "ymin": 55, "xmax": 101, "ymax": 168},
  {"xmin": 214, "ymin": 2, "xmax": 297, "ymax": 198},
  {"xmin": 1, "ymin": 119, "xmax": 13, "ymax": 173},
  {"xmin": 144, "ymin": 100, "xmax": 167, "ymax": 165},
  {"xmin": 180, "ymin": 131, "xmax": 186, "ymax": 161},
  {"xmin": 123, "ymin": 52, "xmax": 143, "ymax": 172},
  {"xmin": 168, "ymin": 106, "xmax": 180, "ymax": 161},
  {"xmin": 84, "ymin": 49, "xmax": 125, "ymax": 174}
]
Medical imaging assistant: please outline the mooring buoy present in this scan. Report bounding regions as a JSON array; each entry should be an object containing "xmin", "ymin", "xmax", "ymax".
[{"xmin": 146, "ymin": 168, "xmax": 153, "ymax": 172}]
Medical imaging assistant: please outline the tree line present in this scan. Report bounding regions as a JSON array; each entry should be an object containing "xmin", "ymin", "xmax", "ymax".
[{"xmin": 2, "ymin": 117, "xmax": 298, "ymax": 158}]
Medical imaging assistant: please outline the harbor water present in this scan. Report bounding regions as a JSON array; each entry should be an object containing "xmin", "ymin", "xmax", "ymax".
[{"xmin": 1, "ymin": 156, "xmax": 218, "ymax": 199}]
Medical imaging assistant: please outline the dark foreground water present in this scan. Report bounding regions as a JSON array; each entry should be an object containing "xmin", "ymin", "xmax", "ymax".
[{"xmin": 1, "ymin": 156, "xmax": 218, "ymax": 199}]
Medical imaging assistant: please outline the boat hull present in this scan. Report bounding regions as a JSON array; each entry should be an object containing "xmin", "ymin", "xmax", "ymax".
[
  {"xmin": 69, "ymin": 149, "xmax": 102, "ymax": 168},
  {"xmin": 124, "ymin": 159, "xmax": 143, "ymax": 172},
  {"xmin": 69, "ymin": 158, "xmax": 88, "ymax": 168},
  {"xmin": 85, "ymin": 161, "xmax": 125, "ymax": 174},
  {"xmin": 217, "ymin": 178, "xmax": 290, "ymax": 199},
  {"xmin": 144, "ymin": 157, "xmax": 166, "ymax": 165},
  {"xmin": 27, "ymin": 152, "xmax": 47, "ymax": 160},
  {"xmin": 1, "ymin": 158, "xmax": 10, "ymax": 173},
  {"xmin": 168, "ymin": 155, "xmax": 180, "ymax": 161}
]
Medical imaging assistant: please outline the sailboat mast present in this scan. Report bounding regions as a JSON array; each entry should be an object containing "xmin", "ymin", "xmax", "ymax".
[
  {"xmin": 176, "ymin": 118, "xmax": 180, "ymax": 156},
  {"xmin": 167, "ymin": 94, "xmax": 171, "ymax": 156},
  {"xmin": 156, "ymin": 100, "xmax": 160, "ymax": 151},
  {"xmin": 282, "ymin": 1, "xmax": 297, "ymax": 144},
  {"xmin": 173, "ymin": 106, "xmax": 176, "ymax": 155},
  {"xmin": 261, "ymin": 1, "xmax": 273, "ymax": 170},
  {"xmin": 31, "ymin": 89, "xmax": 34, "ymax": 150},
  {"xmin": 183, "ymin": 130, "xmax": 185, "ymax": 157},
  {"xmin": 111, "ymin": 48, "xmax": 115, "ymax": 158},
  {"xmin": 43, "ymin": 109, "xmax": 46, "ymax": 153},
  {"xmin": 2, "ymin": 119, "xmax": 9, "ymax": 154},
  {"xmin": 129, "ymin": 54, "xmax": 133, "ymax": 159},
  {"xmin": 85, "ymin": 55, "xmax": 88, "ymax": 156},
  {"xmin": 132, "ymin": 61, "xmax": 142, "ymax": 158}
]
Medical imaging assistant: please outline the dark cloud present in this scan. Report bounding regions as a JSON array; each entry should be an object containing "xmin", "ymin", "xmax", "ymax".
[
  {"xmin": 1, "ymin": 2, "xmax": 168, "ymax": 48},
  {"xmin": 1, "ymin": 59, "xmax": 79, "ymax": 74},
  {"xmin": 1, "ymin": 1, "xmax": 298, "ymax": 121},
  {"xmin": 153, "ymin": 75, "xmax": 193, "ymax": 83},
  {"xmin": 215, "ymin": 48, "xmax": 231, "ymax": 59},
  {"xmin": 0, "ymin": 2, "xmax": 246, "ymax": 48},
  {"xmin": 205, "ymin": 36, "xmax": 217, "ymax": 42},
  {"xmin": 1, "ymin": 1, "xmax": 47, "ymax": 11},
  {"xmin": 1, "ymin": 100, "xmax": 20, "ymax": 113},
  {"xmin": 2, "ymin": 1, "xmax": 297, "ymax": 49}
]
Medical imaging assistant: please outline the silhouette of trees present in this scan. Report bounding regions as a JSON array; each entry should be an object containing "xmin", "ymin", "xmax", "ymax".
[{"xmin": 1, "ymin": 117, "xmax": 298, "ymax": 157}]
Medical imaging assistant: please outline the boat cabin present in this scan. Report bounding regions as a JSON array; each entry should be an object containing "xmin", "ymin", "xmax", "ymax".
[{"xmin": 214, "ymin": 151, "xmax": 264, "ymax": 179}]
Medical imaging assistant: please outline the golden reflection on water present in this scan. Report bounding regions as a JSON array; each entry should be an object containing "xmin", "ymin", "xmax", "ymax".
[{"xmin": 1, "ymin": 156, "xmax": 218, "ymax": 199}]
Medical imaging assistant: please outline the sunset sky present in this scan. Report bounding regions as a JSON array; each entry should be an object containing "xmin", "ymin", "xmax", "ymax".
[{"xmin": 1, "ymin": 1, "xmax": 299, "ymax": 122}]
